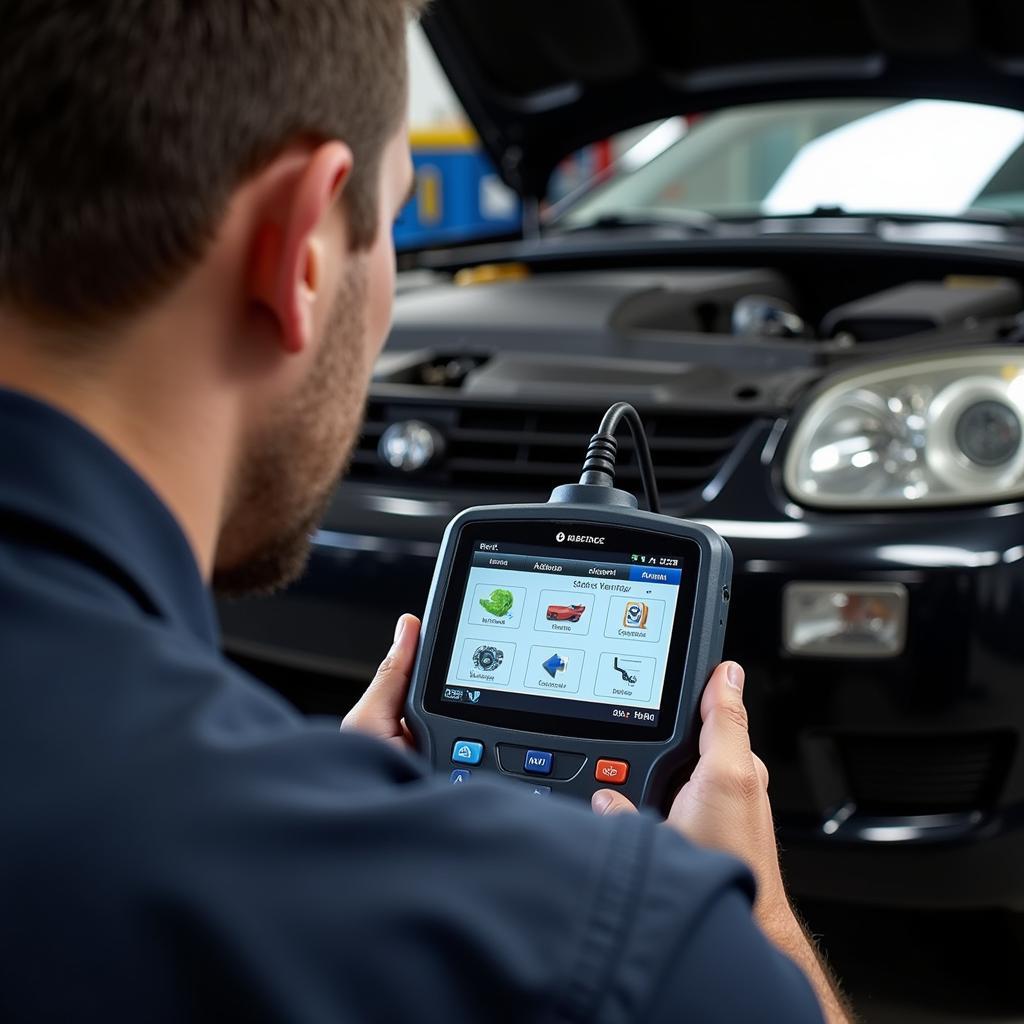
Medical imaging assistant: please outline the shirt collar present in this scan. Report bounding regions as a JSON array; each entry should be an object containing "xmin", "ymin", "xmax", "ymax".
[{"xmin": 0, "ymin": 387, "xmax": 218, "ymax": 646}]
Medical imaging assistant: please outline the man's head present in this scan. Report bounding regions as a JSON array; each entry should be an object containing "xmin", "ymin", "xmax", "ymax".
[{"xmin": 0, "ymin": 1, "xmax": 421, "ymax": 592}]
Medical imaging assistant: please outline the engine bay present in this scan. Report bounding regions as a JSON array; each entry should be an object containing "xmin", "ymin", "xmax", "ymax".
[
  {"xmin": 391, "ymin": 264, "xmax": 1024, "ymax": 349},
  {"xmin": 379, "ymin": 261, "xmax": 1024, "ymax": 412},
  {"xmin": 345, "ymin": 243, "xmax": 1024, "ymax": 506}
]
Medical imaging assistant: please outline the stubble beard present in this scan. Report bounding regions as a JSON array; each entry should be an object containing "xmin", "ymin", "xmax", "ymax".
[{"xmin": 212, "ymin": 265, "xmax": 370, "ymax": 598}]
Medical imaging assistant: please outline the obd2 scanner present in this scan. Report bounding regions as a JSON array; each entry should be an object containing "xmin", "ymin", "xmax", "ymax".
[{"xmin": 405, "ymin": 404, "xmax": 733, "ymax": 811}]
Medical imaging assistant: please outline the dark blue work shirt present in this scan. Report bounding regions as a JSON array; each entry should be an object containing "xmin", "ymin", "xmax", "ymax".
[{"xmin": 0, "ymin": 388, "xmax": 823, "ymax": 1023}]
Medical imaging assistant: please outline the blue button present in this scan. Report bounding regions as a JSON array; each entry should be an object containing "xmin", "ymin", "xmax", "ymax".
[
  {"xmin": 451, "ymin": 740, "xmax": 484, "ymax": 765},
  {"xmin": 628, "ymin": 565, "xmax": 681, "ymax": 585},
  {"xmin": 524, "ymin": 749, "xmax": 553, "ymax": 775},
  {"xmin": 450, "ymin": 769, "xmax": 472, "ymax": 785}
]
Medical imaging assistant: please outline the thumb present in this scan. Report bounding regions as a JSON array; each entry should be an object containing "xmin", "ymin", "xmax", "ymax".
[
  {"xmin": 695, "ymin": 660, "xmax": 751, "ymax": 762},
  {"xmin": 592, "ymin": 789, "xmax": 638, "ymax": 817},
  {"xmin": 342, "ymin": 614, "xmax": 420, "ymax": 741}
]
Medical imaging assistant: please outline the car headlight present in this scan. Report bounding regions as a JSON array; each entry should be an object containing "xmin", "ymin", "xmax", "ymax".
[{"xmin": 784, "ymin": 350, "xmax": 1024, "ymax": 508}]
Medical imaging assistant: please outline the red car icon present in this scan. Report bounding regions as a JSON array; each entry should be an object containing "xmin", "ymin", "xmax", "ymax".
[{"xmin": 546, "ymin": 604, "xmax": 586, "ymax": 622}]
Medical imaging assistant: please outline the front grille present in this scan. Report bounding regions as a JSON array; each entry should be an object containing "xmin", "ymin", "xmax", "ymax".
[
  {"xmin": 838, "ymin": 733, "xmax": 1015, "ymax": 816},
  {"xmin": 347, "ymin": 399, "xmax": 756, "ymax": 498}
]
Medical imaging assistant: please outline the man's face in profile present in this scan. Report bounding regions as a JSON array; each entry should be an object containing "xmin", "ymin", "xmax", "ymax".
[{"xmin": 212, "ymin": 127, "xmax": 414, "ymax": 596}]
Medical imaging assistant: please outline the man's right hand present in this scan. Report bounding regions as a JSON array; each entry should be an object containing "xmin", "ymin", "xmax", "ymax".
[
  {"xmin": 593, "ymin": 662, "xmax": 852, "ymax": 1024},
  {"xmin": 594, "ymin": 662, "xmax": 789, "ymax": 931}
]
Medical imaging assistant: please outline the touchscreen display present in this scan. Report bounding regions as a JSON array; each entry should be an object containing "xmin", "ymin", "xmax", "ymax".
[{"xmin": 439, "ymin": 539, "xmax": 684, "ymax": 730}]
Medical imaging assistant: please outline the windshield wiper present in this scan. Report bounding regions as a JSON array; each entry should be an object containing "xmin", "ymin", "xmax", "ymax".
[
  {"xmin": 723, "ymin": 205, "xmax": 1024, "ymax": 228},
  {"xmin": 558, "ymin": 208, "xmax": 718, "ymax": 236}
]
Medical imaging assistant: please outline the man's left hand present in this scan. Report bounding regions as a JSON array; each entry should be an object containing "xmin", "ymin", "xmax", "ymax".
[{"xmin": 341, "ymin": 613, "xmax": 420, "ymax": 747}]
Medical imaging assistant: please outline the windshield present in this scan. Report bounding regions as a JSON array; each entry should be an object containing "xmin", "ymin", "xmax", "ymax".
[{"xmin": 560, "ymin": 99, "xmax": 1024, "ymax": 227}]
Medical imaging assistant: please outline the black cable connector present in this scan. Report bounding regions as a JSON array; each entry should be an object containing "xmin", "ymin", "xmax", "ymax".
[{"xmin": 579, "ymin": 402, "xmax": 661, "ymax": 514}]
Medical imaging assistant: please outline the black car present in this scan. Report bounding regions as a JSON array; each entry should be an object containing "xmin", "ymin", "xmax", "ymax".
[{"xmin": 221, "ymin": 0, "xmax": 1024, "ymax": 916}]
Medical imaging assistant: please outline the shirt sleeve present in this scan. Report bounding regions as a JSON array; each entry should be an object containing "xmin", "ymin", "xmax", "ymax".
[
  {"xmin": 640, "ymin": 888, "xmax": 826, "ymax": 1024},
  {"xmin": 554, "ymin": 819, "xmax": 826, "ymax": 1024},
  {"xmin": 70, "ymin": 652, "xmax": 825, "ymax": 1024}
]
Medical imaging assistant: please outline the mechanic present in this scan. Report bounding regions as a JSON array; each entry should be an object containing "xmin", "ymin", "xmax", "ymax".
[{"xmin": 0, "ymin": 4, "xmax": 850, "ymax": 1022}]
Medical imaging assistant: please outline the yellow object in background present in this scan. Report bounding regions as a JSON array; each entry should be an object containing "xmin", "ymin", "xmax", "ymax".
[
  {"xmin": 409, "ymin": 125, "xmax": 478, "ymax": 150},
  {"xmin": 417, "ymin": 165, "xmax": 442, "ymax": 225},
  {"xmin": 454, "ymin": 263, "xmax": 531, "ymax": 287}
]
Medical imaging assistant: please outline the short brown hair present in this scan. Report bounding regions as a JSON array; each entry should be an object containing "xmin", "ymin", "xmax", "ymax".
[{"xmin": 0, "ymin": 1, "xmax": 422, "ymax": 326}]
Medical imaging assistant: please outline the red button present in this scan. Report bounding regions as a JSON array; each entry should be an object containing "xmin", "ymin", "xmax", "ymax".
[{"xmin": 595, "ymin": 759, "xmax": 629, "ymax": 785}]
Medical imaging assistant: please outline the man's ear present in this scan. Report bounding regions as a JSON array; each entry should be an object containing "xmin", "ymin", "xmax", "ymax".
[{"xmin": 248, "ymin": 141, "xmax": 354, "ymax": 354}]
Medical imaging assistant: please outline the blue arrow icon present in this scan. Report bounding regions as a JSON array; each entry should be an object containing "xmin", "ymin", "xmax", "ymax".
[{"xmin": 542, "ymin": 653, "xmax": 567, "ymax": 678}]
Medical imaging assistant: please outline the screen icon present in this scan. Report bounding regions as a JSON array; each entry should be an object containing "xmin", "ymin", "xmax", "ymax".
[
  {"xmin": 545, "ymin": 603, "xmax": 586, "ymax": 623},
  {"xmin": 469, "ymin": 584, "xmax": 525, "ymax": 629},
  {"xmin": 542, "ymin": 653, "xmax": 568, "ymax": 678},
  {"xmin": 479, "ymin": 588, "xmax": 515, "ymax": 617},
  {"xmin": 595, "ymin": 652, "xmax": 657, "ymax": 701},
  {"xmin": 535, "ymin": 590, "xmax": 593, "ymax": 635},
  {"xmin": 458, "ymin": 637, "xmax": 516, "ymax": 685},
  {"xmin": 526, "ymin": 645, "xmax": 585, "ymax": 693},
  {"xmin": 623, "ymin": 601, "xmax": 649, "ymax": 630},
  {"xmin": 472, "ymin": 645, "xmax": 504, "ymax": 672},
  {"xmin": 466, "ymin": 690, "xmax": 481, "ymax": 703},
  {"xmin": 612, "ymin": 656, "xmax": 642, "ymax": 685}
]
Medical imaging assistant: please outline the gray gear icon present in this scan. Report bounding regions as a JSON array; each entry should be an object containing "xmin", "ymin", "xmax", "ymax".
[{"xmin": 472, "ymin": 645, "xmax": 504, "ymax": 672}]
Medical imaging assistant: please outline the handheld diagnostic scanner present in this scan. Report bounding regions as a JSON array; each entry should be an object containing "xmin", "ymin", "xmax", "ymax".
[{"xmin": 405, "ymin": 404, "xmax": 733, "ymax": 811}]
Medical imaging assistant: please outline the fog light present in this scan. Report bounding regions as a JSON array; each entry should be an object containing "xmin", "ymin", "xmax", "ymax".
[{"xmin": 783, "ymin": 583, "xmax": 908, "ymax": 657}]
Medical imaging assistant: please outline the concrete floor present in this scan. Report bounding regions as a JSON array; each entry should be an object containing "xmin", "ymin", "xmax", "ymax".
[{"xmin": 799, "ymin": 901, "xmax": 1024, "ymax": 1023}]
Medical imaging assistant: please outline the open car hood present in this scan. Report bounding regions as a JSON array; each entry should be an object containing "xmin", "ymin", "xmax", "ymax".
[{"xmin": 421, "ymin": 0, "xmax": 1024, "ymax": 199}]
